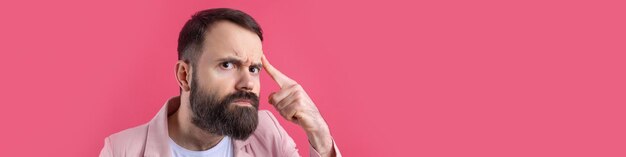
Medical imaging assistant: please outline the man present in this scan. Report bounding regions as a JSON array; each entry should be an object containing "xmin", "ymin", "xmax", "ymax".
[{"xmin": 99, "ymin": 8, "xmax": 340, "ymax": 157}]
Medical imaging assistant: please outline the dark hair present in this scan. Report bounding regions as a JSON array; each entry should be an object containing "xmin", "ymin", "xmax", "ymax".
[{"xmin": 177, "ymin": 8, "xmax": 263, "ymax": 67}]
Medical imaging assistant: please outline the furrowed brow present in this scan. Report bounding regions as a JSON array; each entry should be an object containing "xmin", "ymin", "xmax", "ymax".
[
  {"xmin": 250, "ymin": 63, "xmax": 263, "ymax": 68},
  {"xmin": 216, "ymin": 57, "xmax": 243, "ymax": 66}
]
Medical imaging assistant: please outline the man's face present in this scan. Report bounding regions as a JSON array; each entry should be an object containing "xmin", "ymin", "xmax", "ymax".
[{"xmin": 188, "ymin": 21, "xmax": 263, "ymax": 140}]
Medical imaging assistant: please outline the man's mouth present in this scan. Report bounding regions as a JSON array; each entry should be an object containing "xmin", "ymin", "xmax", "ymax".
[{"xmin": 231, "ymin": 98, "xmax": 253, "ymax": 106}]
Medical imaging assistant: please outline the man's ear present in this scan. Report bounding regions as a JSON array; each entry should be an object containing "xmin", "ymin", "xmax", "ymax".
[{"xmin": 175, "ymin": 60, "xmax": 191, "ymax": 92}]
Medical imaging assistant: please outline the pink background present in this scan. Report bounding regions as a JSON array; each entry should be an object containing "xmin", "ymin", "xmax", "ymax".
[{"xmin": 1, "ymin": 0, "xmax": 625, "ymax": 156}]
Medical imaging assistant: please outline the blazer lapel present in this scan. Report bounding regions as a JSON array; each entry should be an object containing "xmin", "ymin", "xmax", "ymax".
[
  {"xmin": 144, "ymin": 96, "xmax": 180, "ymax": 157},
  {"xmin": 233, "ymin": 138, "xmax": 253, "ymax": 157}
]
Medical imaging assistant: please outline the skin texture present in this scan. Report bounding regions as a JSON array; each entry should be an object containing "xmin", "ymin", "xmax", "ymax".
[{"xmin": 169, "ymin": 21, "xmax": 335, "ymax": 157}]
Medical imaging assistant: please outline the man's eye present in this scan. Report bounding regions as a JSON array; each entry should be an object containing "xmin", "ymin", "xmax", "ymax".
[
  {"xmin": 249, "ymin": 67, "xmax": 260, "ymax": 74},
  {"xmin": 220, "ymin": 62, "xmax": 234, "ymax": 69}
]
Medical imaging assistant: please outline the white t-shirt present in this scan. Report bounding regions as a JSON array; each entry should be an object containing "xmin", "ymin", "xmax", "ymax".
[{"xmin": 168, "ymin": 136, "xmax": 234, "ymax": 157}]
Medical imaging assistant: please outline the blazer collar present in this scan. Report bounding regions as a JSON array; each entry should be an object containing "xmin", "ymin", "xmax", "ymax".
[
  {"xmin": 144, "ymin": 96, "xmax": 179, "ymax": 157},
  {"xmin": 233, "ymin": 137, "xmax": 252, "ymax": 157}
]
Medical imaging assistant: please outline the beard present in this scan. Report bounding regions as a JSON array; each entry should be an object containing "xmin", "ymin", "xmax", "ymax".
[{"xmin": 189, "ymin": 77, "xmax": 259, "ymax": 140}]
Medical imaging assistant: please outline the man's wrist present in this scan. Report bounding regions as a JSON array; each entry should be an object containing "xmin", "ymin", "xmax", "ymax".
[{"xmin": 305, "ymin": 123, "xmax": 334, "ymax": 157}]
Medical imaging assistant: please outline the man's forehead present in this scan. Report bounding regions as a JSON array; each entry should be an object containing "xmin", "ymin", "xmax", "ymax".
[
  {"xmin": 201, "ymin": 21, "xmax": 263, "ymax": 64},
  {"xmin": 231, "ymin": 49, "xmax": 263, "ymax": 63}
]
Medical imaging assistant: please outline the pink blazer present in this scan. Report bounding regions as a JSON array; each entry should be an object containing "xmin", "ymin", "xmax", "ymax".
[{"xmin": 99, "ymin": 96, "xmax": 340, "ymax": 157}]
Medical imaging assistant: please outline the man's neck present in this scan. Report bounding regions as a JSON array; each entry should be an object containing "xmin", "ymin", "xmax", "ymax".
[{"xmin": 167, "ymin": 102, "xmax": 225, "ymax": 151}]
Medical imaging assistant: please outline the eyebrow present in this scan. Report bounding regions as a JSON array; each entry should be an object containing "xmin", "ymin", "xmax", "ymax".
[{"xmin": 216, "ymin": 57, "xmax": 262, "ymax": 68}]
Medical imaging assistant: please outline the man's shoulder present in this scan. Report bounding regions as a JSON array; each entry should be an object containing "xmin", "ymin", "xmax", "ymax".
[
  {"xmin": 104, "ymin": 124, "xmax": 150, "ymax": 153},
  {"xmin": 252, "ymin": 110, "xmax": 292, "ymax": 141},
  {"xmin": 243, "ymin": 110, "xmax": 298, "ymax": 156},
  {"xmin": 255, "ymin": 110, "xmax": 281, "ymax": 133}
]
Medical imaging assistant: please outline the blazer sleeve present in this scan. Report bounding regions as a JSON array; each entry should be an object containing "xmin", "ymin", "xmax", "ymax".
[
  {"xmin": 309, "ymin": 138, "xmax": 342, "ymax": 157},
  {"xmin": 263, "ymin": 111, "xmax": 342, "ymax": 157}
]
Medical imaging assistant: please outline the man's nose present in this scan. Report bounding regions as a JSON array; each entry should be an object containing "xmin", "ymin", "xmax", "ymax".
[{"xmin": 235, "ymin": 70, "xmax": 255, "ymax": 91}]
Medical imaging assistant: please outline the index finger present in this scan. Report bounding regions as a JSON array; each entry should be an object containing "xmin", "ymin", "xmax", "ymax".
[{"xmin": 262, "ymin": 54, "xmax": 297, "ymax": 88}]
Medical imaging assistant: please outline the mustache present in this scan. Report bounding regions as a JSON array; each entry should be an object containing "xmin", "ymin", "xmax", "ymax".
[{"xmin": 222, "ymin": 91, "xmax": 259, "ymax": 108}]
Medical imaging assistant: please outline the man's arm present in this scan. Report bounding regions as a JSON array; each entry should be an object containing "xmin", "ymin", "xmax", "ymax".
[
  {"xmin": 262, "ymin": 55, "xmax": 340, "ymax": 157},
  {"xmin": 99, "ymin": 137, "xmax": 113, "ymax": 157}
]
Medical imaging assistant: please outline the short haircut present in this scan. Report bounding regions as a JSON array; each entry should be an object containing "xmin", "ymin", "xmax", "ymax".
[{"xmin": 177, "ymin": 8, "xmax": 263, "ymax": 67}]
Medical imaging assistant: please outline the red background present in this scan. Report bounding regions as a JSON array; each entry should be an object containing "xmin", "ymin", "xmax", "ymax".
[{"xmin": 1, "ymin": 0, "xmax": 625, "ymax": 156}]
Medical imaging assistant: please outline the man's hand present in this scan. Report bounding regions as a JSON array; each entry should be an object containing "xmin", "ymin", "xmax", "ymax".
[{"xmin": 261, "ymin": 55, "xmax": 335, "ymax": 157}]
